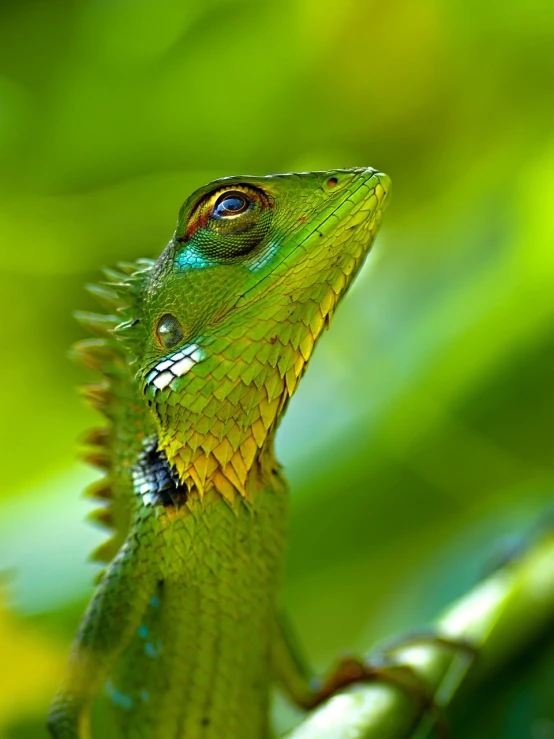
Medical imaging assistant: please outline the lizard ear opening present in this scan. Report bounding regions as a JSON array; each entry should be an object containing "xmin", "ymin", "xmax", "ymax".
[{"xmin": 156, "ymin": 314, "xmax": 184, "ymax": 350}]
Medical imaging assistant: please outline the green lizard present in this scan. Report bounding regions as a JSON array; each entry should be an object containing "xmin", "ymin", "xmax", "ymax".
[{"xmin": 48, "ymin": 167, "xmax": 390, "ymax": 739}]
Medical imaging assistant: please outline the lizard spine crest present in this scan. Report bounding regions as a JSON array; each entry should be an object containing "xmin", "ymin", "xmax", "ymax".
[{"xmin": 72, "ymin": 259, "xmax": 153, "ymax": 564}]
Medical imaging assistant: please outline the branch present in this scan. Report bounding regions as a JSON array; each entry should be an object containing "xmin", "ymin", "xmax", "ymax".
[{"xmin": 284, "ymin": 533, "xmax": 554, "ymax": 739}]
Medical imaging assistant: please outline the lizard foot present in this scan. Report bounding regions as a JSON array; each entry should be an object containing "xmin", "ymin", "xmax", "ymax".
[{"xmin": 300, "ymin": 631, "xmax": 477, "ymax": 738}]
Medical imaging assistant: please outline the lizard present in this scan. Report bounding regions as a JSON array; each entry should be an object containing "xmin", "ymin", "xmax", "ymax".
[{"xmin": 48, "ymin": 167, "xmax": 390, "ymax": 739}]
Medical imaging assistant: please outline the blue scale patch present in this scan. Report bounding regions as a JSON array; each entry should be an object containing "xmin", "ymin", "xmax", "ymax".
[
  {"xmin": 106, "ymin": 680, "xmax": 133, "ymax": 710},
  {"xmin": 176, "ymin": 247, "xmax": 212, "ymax": 271}
]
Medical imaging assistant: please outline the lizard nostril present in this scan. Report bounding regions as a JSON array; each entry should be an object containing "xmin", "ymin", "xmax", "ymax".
[{"xmin": 326, "ymin": 177, "xmax": 338, "ymax": 188}]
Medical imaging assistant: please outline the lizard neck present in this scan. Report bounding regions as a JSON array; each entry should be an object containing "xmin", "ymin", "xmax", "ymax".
[
  {"xmin": 153, "ymin": 297, "xmax": 326, "ymax": 503},
  {"xmin": 148, "ymin": 256, "xmax": 343, "ymax": 505},
  {"xmin": 157, "ymin": 381, "xmax": 290, "ymax": 506}
]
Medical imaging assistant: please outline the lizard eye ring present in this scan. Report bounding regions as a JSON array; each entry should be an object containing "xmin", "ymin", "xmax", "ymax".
[
  {"xmin": 213, "ymin": 191, "xmax": 250, "ymax": 218},
  {"xmin": 179, "ymin": 184, "xmax": 273, "ymax": 261}
]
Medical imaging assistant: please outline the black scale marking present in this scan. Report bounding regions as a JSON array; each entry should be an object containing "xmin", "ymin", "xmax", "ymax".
[{"xmin": 132, "ymin": 437, "xmax": 186, "ymax": 507}]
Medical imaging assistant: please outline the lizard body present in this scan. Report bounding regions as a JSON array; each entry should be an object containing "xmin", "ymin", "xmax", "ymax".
[{"xmin": 48, "ymin": 168, "xmax": 390, "ymax": 738}]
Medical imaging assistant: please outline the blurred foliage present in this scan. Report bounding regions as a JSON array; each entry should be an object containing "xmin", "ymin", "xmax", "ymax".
[{"xmin": 1, "ymin": 1, "xmax": 554, "ymax": 737}]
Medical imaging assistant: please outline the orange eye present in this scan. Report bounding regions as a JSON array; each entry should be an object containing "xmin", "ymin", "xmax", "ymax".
[{"xmin": 156, "ymin": 314, "xmax": 183, "ymax": 349}]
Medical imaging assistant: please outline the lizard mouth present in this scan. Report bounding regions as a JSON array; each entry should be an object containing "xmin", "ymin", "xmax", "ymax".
[{"xmin": 235, "ymin": 168, "xmax": 390, "ymax": 308}]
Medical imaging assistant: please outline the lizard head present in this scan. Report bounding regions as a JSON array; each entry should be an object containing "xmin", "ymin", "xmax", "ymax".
[{"xmin": 126, "ymin": 168, "xmax": 390, "ymax": 499}]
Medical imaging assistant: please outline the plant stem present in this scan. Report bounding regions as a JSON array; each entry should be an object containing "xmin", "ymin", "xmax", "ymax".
[{"xmin": 284, "ymin": 533, "xmax": 554, "ymax": 739}]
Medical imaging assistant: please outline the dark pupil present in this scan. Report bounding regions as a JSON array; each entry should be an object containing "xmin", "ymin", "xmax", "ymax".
[{"xmin": 214, "ymin": 193, "xmax": 248, "ymax": 217}]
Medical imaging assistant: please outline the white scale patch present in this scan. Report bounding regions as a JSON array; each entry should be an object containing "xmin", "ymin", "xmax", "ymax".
[{"xmin": 146, "ymin": 344, "xmax": 205, "ymax": 391}]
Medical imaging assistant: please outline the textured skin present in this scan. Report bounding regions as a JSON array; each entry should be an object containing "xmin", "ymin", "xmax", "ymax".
[{"xmin": 48, "ymin": 168, "xmax": 390, "ymax": 738}]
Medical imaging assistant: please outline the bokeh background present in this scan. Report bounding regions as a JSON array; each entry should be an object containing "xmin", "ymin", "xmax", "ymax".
[{"xmin": 1, "ymin": 1, "xmax": 554, "ymax": 737}]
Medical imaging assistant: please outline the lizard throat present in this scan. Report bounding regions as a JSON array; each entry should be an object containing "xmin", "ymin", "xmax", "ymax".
[{"xmin": 152, "ymin": 305, "xmax": 329, "ymax": 504}]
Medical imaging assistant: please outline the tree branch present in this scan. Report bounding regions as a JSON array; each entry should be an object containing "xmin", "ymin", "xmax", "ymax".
[{"xmin": 284, "ymin": 533, "xmax": 554, "ymax": 739}]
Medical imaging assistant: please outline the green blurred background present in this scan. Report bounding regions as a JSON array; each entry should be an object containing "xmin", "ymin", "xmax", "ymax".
[{"xmin": 1, "ymin": 1, "xmax": 554, "ymax": 737}]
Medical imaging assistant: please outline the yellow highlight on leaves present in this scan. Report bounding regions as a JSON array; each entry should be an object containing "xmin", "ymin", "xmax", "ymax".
[{"xmin": 0, "ymin": 595, "xmax": 65, "ymax": 729}]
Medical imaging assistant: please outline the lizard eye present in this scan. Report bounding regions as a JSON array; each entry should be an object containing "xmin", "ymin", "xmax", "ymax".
[
  {"xmin": 156, "ymin": 314, "xmax": 183, "ymax": 349},
  {"xmin": 178, "ymin": 185, "xmax": 273, "ymax": 263},
  {"xmin": 213, "ymin": 191, "xmax": 250, "ymax": 218}
]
